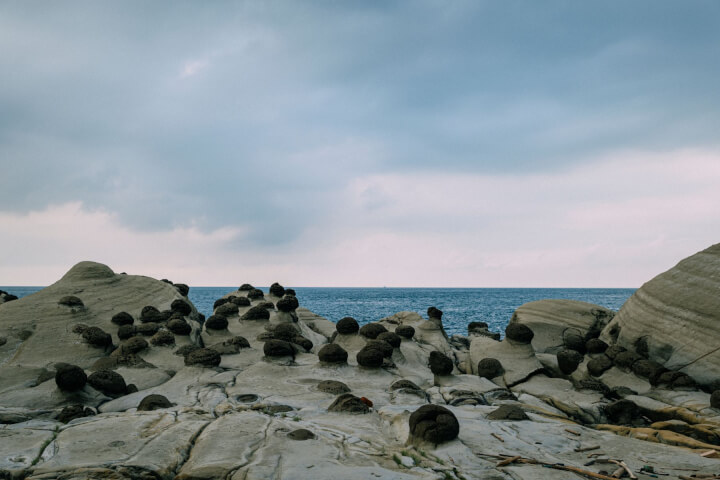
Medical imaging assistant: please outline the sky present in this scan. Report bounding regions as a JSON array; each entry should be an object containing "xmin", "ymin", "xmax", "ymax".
[{"xmin": 1, "ymin": 1, "xmax": 720, "ymax": 287}]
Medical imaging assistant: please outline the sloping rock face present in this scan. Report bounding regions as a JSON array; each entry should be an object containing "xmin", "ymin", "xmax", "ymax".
[{"xmin": 601, "ymin": 243, "xmax": 720, "ymax": 386}]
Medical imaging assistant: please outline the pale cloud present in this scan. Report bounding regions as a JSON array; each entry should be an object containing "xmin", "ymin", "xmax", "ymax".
[{"xmin": 180, "ymin": 59, "xmax": 209, "ymax": 78}]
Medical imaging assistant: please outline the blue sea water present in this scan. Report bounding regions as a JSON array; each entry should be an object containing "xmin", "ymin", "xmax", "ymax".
[{"xmin": 2, "ymin": 286, "xmax": 635, "ymax": 337}]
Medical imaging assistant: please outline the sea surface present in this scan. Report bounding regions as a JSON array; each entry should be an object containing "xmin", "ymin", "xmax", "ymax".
[{"xmin": 2, "ymin": 286, "xmax": 635, "ymax": 337}]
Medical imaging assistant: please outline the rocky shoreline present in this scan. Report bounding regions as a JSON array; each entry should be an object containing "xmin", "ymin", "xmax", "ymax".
[{"xmin": 1, "ymin": 245, "xmax": 720, "ymax": 479}]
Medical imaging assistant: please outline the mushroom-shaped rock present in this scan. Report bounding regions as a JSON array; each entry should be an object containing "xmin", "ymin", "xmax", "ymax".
[
  {"xmin": 429, "ymin": 351, "xmax": 453, "ymax": 376},
  {"xmin": 468, "ymin": 321, "xmax": 488, "ymax": 334},
  {"xmin": 285, "ymin": 288, "xmax": 296, "ymax": 296},
  {"xmin": 365, "ymin": 339, "xmax": 393, "ymax": 358},
  {"xmin": 121, "ymin": 336, "xmax": 149, "ymax": 354},
  {"xmin": 111, "ymin": 312, "xmax": 134, "ymax": 326},
  {"xmin": 408, "ymin": 404, "xmax": 459, "ymax": 444},
  {"xmin": 117, "ymin": 325, "xmax": 136, "ymax": 340},
  {"xmin": 318, "ymin": 343, "xmax": 348, "ymax": 364},
  {"xmin": 263, "ymin": 339, "xmax": 295, "ymax": 357},
  {"xmin": 242, "ymin": 305, "xmax": 270, "ymax": 321},
  {"xmin": 138, "ymin": 394, "xmax": 173, "ymax": 411},
  {"xmin": 231, "ymin": 296, "xmax": 251, "ymax": 307},
  {"xmin": 288, "ymin": 428, "xmax": 315, "ymax": 440},
  {"xmin": 82, "ymin": 326, "xmax": 112, "ymax": 348},
  {"xmin": 58, "ymin": 295, "xmax": 84, "ymax": 307},
  {"xmin": 87, "ymin": 370, "xmax": 127, "ymax": 396},
  {"xmin": 269, "ymin": 282, "xmax": 286, "ymax": 297},
  {"xmin": 377, "ymin": 331, "xmax": 401, "ymax": 348},
  {"xmin": 587, "ymin": 355, "xmax": 613, "ymax": 377},
  {"xmin": 135, "ymin": 322, "xmax": 160, "ymax": 336},
  {"xmin": 205, "ymin": 314, "xmax": 229, "ymax": 330},
  {"xmin": 238, "ymin": 283, "xmax": 254, "ymax": 291},
  {"xmin": 318, "ymin": 380, "xmax": 350, "ymax": 394},
  {"xmin": 55, "ymin": 364, "xmax": 87, "ymax": 392},
  {"xmin": 216, "ymin": 303, "xmax": 239, "ymax": 317},
  {"xmin": 586, "ymin": 338, "xmax": 609, "ymax": 354},
  {"xmin": 57, "ymin": 405, "xmax": 95, "ymax": 423},
  {"xmin": 477, "ymin": 358, "xmax": 504, "ymax": 379},
  {"xmin": 557, "ymin": 349, "xmax": 584, "ymax": 375},
  {"xmin": 336, "ymin": 317, "xmax": 359, "ymax": 335},
  {"xmin": 167, "ymin": 318, "xmax": 192, "ymax": 335},
  {"xmin": 175, "ymin": 344, "xmax": 202, "ymax": 357},
  {"xmin": 213, "ymin": 298, "xmax": 229, "ymax": 309},
  {"xmin": 395, "ymin": 325, "xmax": 415, "ymax": 339},
  {"xmin": 276, "ymin": 296, "xmax": 299, "ymax": 312},
  {"xmin": 505, "ymin": 323, "xmax": 534, "ymax": 344},
  {"xmin": 273, "ymin": 323, "xmax": 300, "ymax": 341},
  {"xmin": 174, "ymin": 283, "xmax": 190, "ymax": 296},
  {"xmin": 487, "ymin": 404, "xmax": 529, "ymax": 421},
  {"xmin": 140, "ymin": 306, "xmax": 162, "ymax": 323},
  {"xmin": 358, "ymin": 322, "xmax": 387, "ymax": 339},
  {"xmin": 185, "ymin": 348, "xmax": 221, "ymax": 367},
  {"xmin": 151, "ymin": 330, "xmax": 175, "ymax": 346},
  {"xmin": 171, "ymin": 299, "xmax": 192, "ymax": 316},
  {"xmin": 427, "ymin": 307, "xmax": 443, "ymax": 320},
  {"xmin": 328, "ymin": 393, "xmax": 370, "ymax": 414},
  {"xmin": 247, "ymin": 288, "xmax": 264, "ymax": 300},
  {"xmin": 356, "ymin": 346, "xmax": 384, "ymax": 368}
]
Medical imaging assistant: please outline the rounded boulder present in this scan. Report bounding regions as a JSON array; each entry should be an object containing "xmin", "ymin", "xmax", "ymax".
[
  {"xmin": 408, "ymin": 404, "xmax": 459, "ymax": 444},
  {"xmin": 336, "ymin": 317, "xmax": 359, "ymax": 335}
]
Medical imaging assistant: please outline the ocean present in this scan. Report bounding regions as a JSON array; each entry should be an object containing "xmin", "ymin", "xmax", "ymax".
[{"xmin": 2, "ymin": 286, "xmax": 635, "ymax": 337}]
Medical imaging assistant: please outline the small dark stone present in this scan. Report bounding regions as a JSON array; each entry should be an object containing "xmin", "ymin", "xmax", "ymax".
[
  {"xmin": 247, "ymin": 288, "xmax": 264, "ymax": 300},
  {"xmin": 634, "ymin": 336, "xmax": 649, "ymax": 358},
  {"xmin": 269, "ymin": 282, "xmax": 286, "ymax": 297},
  {"xmin": 586, "ymin": 338, "xmax": 609, "ymax": 354},
  {"xmin": 285, "ymin": 288, "xmax": 296, "ymax": 296},
  {"xmin": 82, "ymin": 327, "xmax": 112, "ymax": 348},
  {"xmin": 604, "ymin": 344, "xmax": 627, "ymax": 360},
  {"xmin": 377, "ymin": 331, "xmax": 401, "ymax": 348},
  {"xmin": 175, "ymin": 344, "xmax": 201, "ymax": 357},
  {"xmin": 138, "ymin": 394, "xmax": 172, "ymax": 411},
  {"xmin": 395, "ymin": 325, "xmax": 415, "ymax": 339},
  {"xmin": 604, "ymin": 399, "xmax": 639, "ymax": 424},
  {"xmin": 557, "ymin": 349, "xmax": 584, "ymax": 375},
  {"xmin": 231, "ymin": 296, "xmax": 251, "ymax": 307},
  {"xmin": 358, "ymin": 322, "xmax": 387, "ymax": 339},
  {"xmin": 272, "ymin": 323, "xmax": 300, "ymax": 341},
  {"xmin": 654, "ymin": 371, "xmax": 696, "ymax": 389},
  {"xmin": 429, "ymin": 351, "xmax": 453, "ymax": 376},
  {"xmin": 242, "ymin": 305, "xmax": 271, "ymax": 320},
  {"xmin": 477, "ymin": 358, "xmax": 504, "ymax": 379},
  {"xmin": 258, "ymin": 301, "xmax": 275, "ymax": 310},
  {"xmin": 505, "ymin": 323, "xmax": 534, "ymax": 344},
  {"xmin": 390, "ymin": 379, "xmax": 421, "ymax": 391},
  {"xmin": 276, "ymin": 296, "xmax": 299, "ymax": 312},
  {"xmin": 151, "ymin": 330, "xmax": 175, "ymax": 346},
  {"xmin": 140, "ymin": 306, "xmax": 162, "ymax": 323},
  {"xmin": 117, "ymin": 324, "xmax": 136, "ymax": 340},
  {"xmin": 184, "ymin": 348, "xmax": 221, "ymax": 367},
  {"xmin": 288, "ymin": 428, "xmax": 315, "ymax": 440},
  {"xmin": 171, "ymin": 299, "xmax": 192, "ymax": 315},
  {"xmin": 205, "ymin": 314, "xmax": 229, "ymax": 330},
  {"xmin": 87, "ymin": 370, "xmax": 127, "ymax": 396},
  {"xmin": 408, "ymin": 404, "xmax": 460, "ymax": 444},
  {"xmin": 292, "ymin": 336, "xmax": 313, "ymax": 352},
  {"xmin": 711, "ymin": 390, "xmax": 720, "ymax": 409},
  {"xmin": 174, "ymin": 283, "xmax": 190, "ymax": 296},
  {"xmin": 563, "ymin": 332, "xmax": 586, "ymax": 354},
  {"xmin": 72, "ymin": 323, "xmax": 89, "ymax": 334},
  {"xmin": 356, "ymin": 346, "xmax": 384, "ymax": 368},
  {"xmin": 135, "ymin": 322, "xmax": 160, "ymax": 336},
  {"xmin": 238, "ymin": 283, "xmax": 254, "ymax": 291},
  {"xmin": 215, "ymin": 302, "xmax": 239, "ymax": 317},
  {"xmin": 121, "ymin": 336, "xmax": 149, "ymax": 354},
  {"xmin": 427, "ymin": 307, "xmax": 443, "ymax": 319},
  {"xmin": 237, "ymin": 394, "xmax": 259, "ymax": 403},
  {"xmin": 328, "ymin": 393, "xmax": 370, "ymax": 414},
  {"xmin": 365, "ymin": 339, "xmax": 394, "ymax": 358},
  {"xmin": 159, "ymin": 310, "xmax": 174, "ymax": 322},
  {"xmin": 111, "ymin": 312, "xmax": 134, "ymax": 326},
  {"xmin": 55, "ymin": 364, "xmax": 87, "ymax": 392},
  {"xmin": 213, "ymin": 298, "xmax": 229, "ymax": 309},
  {"xmin": 487, "ymin": 404, "xmax": 529, "ymax": 421},
  {"xmin": 632, "ymin": 359, "xmax": 665, "ymax": 380},
  {"xmin": 58, "ymin": 296, "xmax": 84, "ymax": 307},
  {"xmin": 211, "ymin": 336, "xmax": 250, "ymax": 354},
  {"xmin": 468, "ymin": 321, "xmax": 489, "ymax": 333},
  {"xmin": 126, "ymin": 384, "xmax": 139, "ymax": 393},
  {"xmin": 336, "ymin": 317, "xmax": 360, "ymax": 335},
  {"xmin": 614, "ymin": 351, "xmax": 641, "ymax": 370},
  {"xmin": 263, "ymin": 339, "xmax": 295, "ymax": 357},
  {"xmin": 318, "ymin": 344, "xmax": 348, "ymax": 363},
  {"xmin": 57, "ymin": 405, "xmax": 95, "ymax": 423},
  {"xmin": 167, "ymin": 318, "xmax": 192, "ymax": 335},
  {"xmin": 587, "ymin": 355, "xmax": 613, "ymax": 377},
  {"xmin": 318, "ymin": 380, "xmax": 350, "ymax": 394}
]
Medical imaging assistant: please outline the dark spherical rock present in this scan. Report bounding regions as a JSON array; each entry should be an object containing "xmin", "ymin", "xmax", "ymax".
[
  {"xmin": 318, "ymin": 344, "xmax": 348, "ymax": 363},
  {"xmin": 159, "ymin": 310, "xmax": 174, "ymax": 322},
  {"xmin": 135, "ymin": 322, "xmax": 160, "ymax": 336},
  {"xmin": 586, "ymin": 338, "xmax": 609, "ymax": 354},
  {"xmin": 174, "ymin": 283, "xmax": 190, "ymax": 296},
  {"xmin": 276, "ymin": 296, "xmax": 299, "ymax": 312},
  {"xmin": 231, "ymin": 296, "xmax": 251, "ymax": 307},
  {"xmin": 356, "ymin": 346, "xmax": 384, "ymax": 368},
  {"xmin": 263, "ymin": 339, "xmax": 295, "ymax": 357},
  {"xmin": 377, "ymin": 331, "xmax": 401, "ymax": 348},
  {"xmin": 563, "ymin": 332, "xmax": 586, "ymax": 353},
  {"xmin": 205, "ymin": 314, "xmax": 229, "ymax": 330},
  {"xmin": 336, "ymin": 317, "xmax": 360, "ymax": 335},
  {"xmin": 210, "ymin": 336, "xmax": 251, "ymax": 354},
  {"xmin": 58, "ymin": 296, "xmax": 84, "ymax": 307},
  {"xmin": 557, "ymin": 349, "xmax": 584, "ymax": 375},
  {"xmin": 654, "ymin": 371, "xmax": 696, "ymax": 390},
  {"xmin": 87, "ymin": 370, "xmax": 127, "ymax": 396},
  {"xmin": 358, "ymin": 322, "xmax": 387, "ymax": 339},
  {"xmin": 285, "ymin": 288, "xmax": 296, "ymax": 296},
  {"xmin": 111, "ymin": 312, "xmax": 134, "ymax": 326},
  {"xmin": 55, "ymin": 364, "xmax": 87, "ymax": 392},
  {"xmin": 138, "ymin": 394, "xmax": 172, "ymax": 411},
  {"xmin": 151, "ymin": 330, "xmax": 175, "ymax": 346},
  {"xmin": 605, "ymin": 399, "xmax": 639, "ymax": 424},
  {"xmin": 238, "ymin": 283, "xmax": 254, "ymax": 291},
  {"xmin": 365, "ymin": 339, "xmax": 394, "ymax": 358},
  {"xmin": 468, "ymin": 321, "xmax": 489, "ymax": 334},
  {"xmin": 505, "ymin": 323, "xmax": 534, "ymax": 344},
  {"xmin": 317, "ymin": 380, "xmax": 350, "ymax": 394},
  {"xmin": 121, "ymin": 336, "xmax": 149, "ymax": 354},
  {"xmin": 82, "ymin": 327, "xmax": 112, "ymax": 348},
  {"xmin": 117, "ymin": 324, "xmax": 135, "ymax": 340},
  {"xmin": 258, "ymin": 301, "xmax": 275, "ymax": 310},
  {"xmin": 395, "ymin": 325, "xmax": 415, "ymax": 339},
  {"xmin": 614, "ymin": 351, "xmax": 642, "ymax": 370},
  {"xmin": 167, "ymin": 318, "xmax": 192, "ymax": 335},
  {"xmin": 429, "ymin": 351, "xmax": 453, "ymax": 376},
  {"xmin": 427, "ymin": 307, "xmax": 443, "ymax": 319},
  {"xmin": 408, "ymin": 404, "xmax": 460, "ymax": 444},
  {"xmin": 57, "ymin": 404, "xmax": 95, "ymax": 423},
  {"xmin": 604, "ymin": 344, "xmax": 627, "ymax": 360},
  {"xmin": 247, "ymin": 288, "xmax": 264, "ymax": 300},
  {"xmin": 72, "ymin": 323, "xmax": 89, "ymax": 334},
  {"xmin": 242, "ymin": 305, "xmax": 271, "ymax": 321},
  {"xmin": 711, "ymin": 390, "xmax": 720, "ymax": 409},
  {"xmin": 292, "ymin": 336, "xmax": 313, "ymax": 352},
  {"xmin": 171, "ymin": 299, "xmax": 192, "ymax": 316},
  {"xmin": 184, "ymin": 348, "xmax": 221, "ymax": 367},
  {"xmin": 213, "ymin": 298, "xmax": 229, "ymax": 309},
  {"xmin": 288, "ymin": 428, "xmax": 315, "ymax": 440},
  {"xmin": 215, "ymin": 302, "xmax": 239, "ymax": 317},
  {"xmin": 140, "ymin": 306, "xmax": 162, "ymax": 323},
  {"xmin": 587, "ymin": 355, "xmax": 613, "ymax": 377},
  {"xmin": 487, "ymin": 404, "xmax": 529, "ymax": 421},
  {"xmin": 269, "ymin": 282, "xmax": 286, "ymax": 297},
  {"xmin": 477, "ymin": 358, "xmax": 504, "ymax": 379},
  {"xmin": 632, "ymin": 359, "xmax": 665, "ymax": 380},
  {"xmin": 328, "ymin": 393, "xmax": 370, "ymax": 414},
  {"xmin": 272, "ymin": 323, "xmax": 300, "ymax": 341},
  {"xmin": 175, "ymin": 344, "xmax": 202, "ymax": 357}
]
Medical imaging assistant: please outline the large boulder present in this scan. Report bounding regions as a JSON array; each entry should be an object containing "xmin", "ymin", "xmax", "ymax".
[
  {"xmin": 429, "ymin": 351, "xmax": 453, "ymax": 376},
  {"xmin": 55, "ymin": 364, "xmax": 87, "ymax": 392},
  {"xmin": 336, "ymin": 317, "xmax": 359, "ymax": 334},
  {"xmin": 601, "ymin": 243, "xmax": 720, "ymax": 386},
  {"xmin": 408, "ymin": 404, "xmax": 460, "ymax": 445},
  {"xmin": 318, "ymin": 343, "xmax": 348, "ymax": 364}
]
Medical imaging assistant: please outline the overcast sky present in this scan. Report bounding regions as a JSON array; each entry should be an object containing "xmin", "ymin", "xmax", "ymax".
[{"xmin": 1, "ymin": 1, "xmax": 720, "ymax": 287}]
